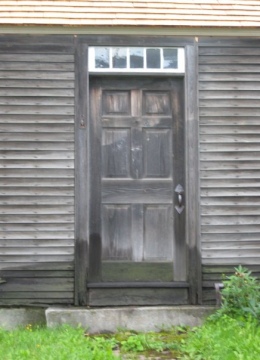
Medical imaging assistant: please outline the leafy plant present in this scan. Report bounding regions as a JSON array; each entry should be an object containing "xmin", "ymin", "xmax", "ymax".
[
  {"xmin": 118, "ymin": 328, "xmax": 186, "ymax": 358},
  {"xmin": 212, "ymin": 265, "xmax": 260, "ymax": 321},
  {"xmin": 120, "ymin": 333, "xmax": 168, "ymax": 353},
  {"xmin": 121, "ymin": 334, "xmax": 146, "ymax": 352},
  {"xmin": 243, "ymin": 298, "xmax": 260, "ymax": 320}
]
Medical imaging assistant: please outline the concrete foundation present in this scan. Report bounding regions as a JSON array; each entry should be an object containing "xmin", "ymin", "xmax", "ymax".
[
  {"xmin": 46, "ymin": 306, "xmax": 215, "ymax": 333},
  {"xmin": 0, "ymin": 308, "xmax": 46, "ymax": 330},
  {"xmin": 0, "ymin": 306, "xmax": 215, "ymax": 332}
]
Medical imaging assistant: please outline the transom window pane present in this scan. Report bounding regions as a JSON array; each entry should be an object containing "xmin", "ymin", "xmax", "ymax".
[
  {"xmin": 130, "ymin": 48, "xmax": 144, "ymax": 68},
  {"xmin": 163, "ymin": 49, "xmax": 178, "ymax": 69},
  {"xmin": 146, "ymin": 48, "xmax": 161, "ymax": 69},
  {"xmin": 95, "ymin": 47, "xmax": 109, "ymax": 69},
  {"xmin": 112, "ymin": 48, "xmax": 127, "ymax": 68},
  {"xmin": 89, "ymin": 47, "xmax": 184, "ymax": 73}
]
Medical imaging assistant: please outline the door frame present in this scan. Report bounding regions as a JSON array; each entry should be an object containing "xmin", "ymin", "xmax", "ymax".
[{"xmin": 74, "ymin": 36, "xmax": 200, "ymax": 306}]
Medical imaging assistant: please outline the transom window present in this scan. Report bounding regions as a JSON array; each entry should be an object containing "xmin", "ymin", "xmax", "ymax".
[{"xmin": 89, "ymin": 47, "xmax": 185, "ymax": 73}]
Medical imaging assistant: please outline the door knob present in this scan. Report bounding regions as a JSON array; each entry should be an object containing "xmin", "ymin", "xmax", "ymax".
[
  {"xmin": 178, "ymin": 193, "xmax": 183, "ymax": 207},
  {"xmin": 175, "ymin": 184, "xmax": 184, "ymax": 214}
]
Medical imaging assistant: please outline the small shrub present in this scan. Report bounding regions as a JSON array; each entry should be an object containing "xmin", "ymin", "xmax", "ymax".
[{"xmin": 212, "ymin": 265, "xmax": 260, "ymax": 321}]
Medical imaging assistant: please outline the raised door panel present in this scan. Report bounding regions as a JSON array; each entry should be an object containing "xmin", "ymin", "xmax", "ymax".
[
  {"xmin": 143, "ymin": 129, "xmax": 172, "ymax": 178},
  {"xmin": 102, "ymin": 129, "xmax": 131, "ymax": 178},
  {"xmin": 102, "ymin": 204, "xmax": 132, "ymax": 260},
  {"xmin": 143, "ymin": 91, "xmax": 171, "ymax": 115},
  {"xmin": 143, "ymin": 205, "xmax": 173, "ymax": 261},
  {"xmin": 102, "ymin": 91, "xmax": 131, "ymax": 115}
]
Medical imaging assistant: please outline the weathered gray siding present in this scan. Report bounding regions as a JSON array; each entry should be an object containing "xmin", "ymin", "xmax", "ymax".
[
  {"xmin": 199, "ymin": 39, "xmax": 260, "ymax": 304},
  {"xmin": 2, "ymin": 35, "xmax": 260, "ymax": 306},
  {"xmin": 0, "ymin": 43, "xmax": 75, "ymax": 304}
]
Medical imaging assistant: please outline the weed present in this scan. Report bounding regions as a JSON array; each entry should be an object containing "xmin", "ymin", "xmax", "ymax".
[
  {"xmin": 121, "ymin": 334, "xmax": 147, "ymax": 352},
  {"xmin": 211, "ymin": 265, "xmax": 260, "ymax": 322},
  {"xmin": 115, "ymin": 327, "xmax": 187, "ymax": 358},
  {"xmin": 181, "ymin": 267, "xmax": 260, "ymax": 359}
]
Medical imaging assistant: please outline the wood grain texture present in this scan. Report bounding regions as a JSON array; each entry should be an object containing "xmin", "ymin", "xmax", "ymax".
[
  {"xmin": 185, "ymin": 43, "xmax": 201, "ymax": 304},
  {"xmin": 88, "ymin": 288, "xmax": 188, "ymax": 306},
  {"xmin": 0, "ymin": 1, "xmax": 260, "ymax": 27},
  {"xmin": 199, "ymin": 39, "xmax": 260, "ymax": 276},
  {"xmin": 89, "ymin": 76, "xmax": 187, "ymax": 304},
  {"xmin": 102, "ymin": 262, "xmax": 173, "ymax": 282},
  {"xmin": 74, "ymin": 41, "xmax": 89, "ymax": 306},
  {"xmin": 0, "ymin": 46, "xmax": 75, "ymax": 306}
]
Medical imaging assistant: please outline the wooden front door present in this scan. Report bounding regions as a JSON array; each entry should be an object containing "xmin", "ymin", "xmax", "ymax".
[{"xmin": 88, "ymin": 76, "xmax": 188, "ymax": 306}]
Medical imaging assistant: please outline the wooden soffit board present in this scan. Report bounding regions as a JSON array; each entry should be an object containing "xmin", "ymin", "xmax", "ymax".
[{"xmin": 0, "ymin": 1, "xmax": 260, "ymax": 28}]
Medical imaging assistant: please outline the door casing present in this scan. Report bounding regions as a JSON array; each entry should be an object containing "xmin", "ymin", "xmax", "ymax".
[{"xmin": 74, "ymin": 38, "xmax": 200, "ymax": 306}]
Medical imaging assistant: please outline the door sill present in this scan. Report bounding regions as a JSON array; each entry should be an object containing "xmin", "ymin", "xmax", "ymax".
[{"xmin": 87, "ymin": 282, "xmax": 189, "ymax": 288}]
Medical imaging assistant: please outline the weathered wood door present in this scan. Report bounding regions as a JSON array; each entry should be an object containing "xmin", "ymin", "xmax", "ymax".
[{"xmin": 88, "ymin": 76, "xmax": 188, "ymax": 305}]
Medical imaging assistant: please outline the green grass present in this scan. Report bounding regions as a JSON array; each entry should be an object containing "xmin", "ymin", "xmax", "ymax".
[
  {"xmin": 0, "ymin": 324, "xmax": 187, "ymax": 360},
  {"xmin": 104, "ymin": 326, "xmax": 187, "ymax": 358},
  {"xmin": 181, "ymin": 315, "xmax": 260, "ymax": 360},
  {"xmin": 0, "ymin": 316, "xmax": 259, "ymax": 359},
  {"xmin": 0, "ymin": 325, "xmax": 119, "ymax": 360}
]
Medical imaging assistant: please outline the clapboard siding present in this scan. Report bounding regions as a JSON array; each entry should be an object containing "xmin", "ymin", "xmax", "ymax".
[
  {"xmin": 202, "ymin": 265, "xmax": 260, "ymax": 305},
  {"xmin": 0, "ymin": 50, "xmax": 75, "ymax": 305},
  {"xmin": 199, "ymin": 41, "xmax": 260, "ymax": 304}
]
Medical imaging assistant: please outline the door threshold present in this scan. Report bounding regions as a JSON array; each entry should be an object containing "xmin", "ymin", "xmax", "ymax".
[{"xmin": 87, "ymin": 282, "xmax": 189, "ymax": 288}]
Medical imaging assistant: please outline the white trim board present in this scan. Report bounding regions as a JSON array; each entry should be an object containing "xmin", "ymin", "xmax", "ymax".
[{"xmin": 1, "ymin": 26, "xmax": 260, "ymax": 37}]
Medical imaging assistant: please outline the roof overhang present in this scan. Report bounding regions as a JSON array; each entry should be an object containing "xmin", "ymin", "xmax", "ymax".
[{"xmin": 0, "ymin": 25, "xmax": 260, "ymax": 37}]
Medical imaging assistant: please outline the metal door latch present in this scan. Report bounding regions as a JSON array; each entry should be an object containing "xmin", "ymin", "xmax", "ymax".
[
  {"xmin": 80, "ymin": 119, "xmax": 86, "ymax": 128},
  {"xmin": 175, "ymin": 184, "xmax": 184, "ymax": 214}
]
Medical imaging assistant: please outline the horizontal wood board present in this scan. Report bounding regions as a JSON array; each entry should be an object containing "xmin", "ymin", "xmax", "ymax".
[
  {"xmin": 88, "ymin": 287, "xmax": 189, "ymax": 306},
  {"xmin": 199, "ymin": 40, "xmax": 260, "ymax": 304},
  {"xmin": 0, "ymin": 48, "xmax": 75, "ymax": 305},
  {"xmin": 0, "ymin": 1, "xmax": 260, "ymax": 27}
]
